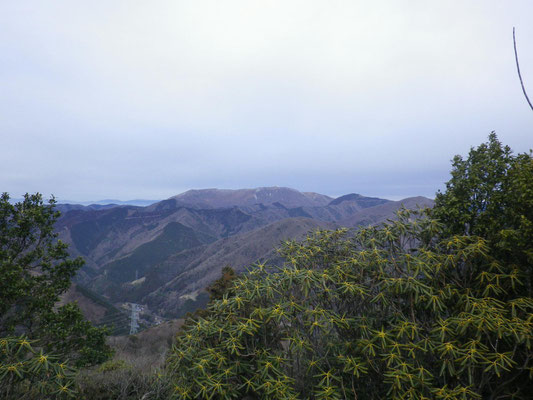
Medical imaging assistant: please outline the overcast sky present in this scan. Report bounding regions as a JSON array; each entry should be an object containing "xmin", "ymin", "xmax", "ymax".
[{"xmin": 1, "ymin": 1, "xmax": 532, "ymax": 202}]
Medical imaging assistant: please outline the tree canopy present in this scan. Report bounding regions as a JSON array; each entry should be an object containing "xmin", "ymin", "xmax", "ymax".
[
  {"xmin": 0, "ymin": 193, "xmax": 112, "ymax": 367},
  {"xmin": 433, "ymin": 132, "xmax": 533, "ymax": 297}
]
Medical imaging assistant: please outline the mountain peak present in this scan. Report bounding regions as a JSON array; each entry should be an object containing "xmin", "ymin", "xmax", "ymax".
[{"xmin": 171, "ymin": 187, "xmax": 332, "ymax": 208}]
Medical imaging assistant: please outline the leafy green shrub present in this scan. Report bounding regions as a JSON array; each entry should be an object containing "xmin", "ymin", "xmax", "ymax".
[
  {"xmin": 433, "ymin": 132, "xmax": 533, "ymax": 299},
  {"xmin": 166, "ymin": 133, "xmax": 533, "ymax": 400},
  {"xmin": 168, "ymin": 210, "xmax": 532, "ymax": 399},
  {"xmin": 0, "ymin": 336, "xmax": 77, "ymax": 399},
  {"xmin": 40, "ymin": 303, "xmax": 114, "ymax": 367}
]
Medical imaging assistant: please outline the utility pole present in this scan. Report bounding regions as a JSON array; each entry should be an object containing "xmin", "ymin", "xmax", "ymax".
[{"xmin": 129, "ymin": 303, "xmax": 140, "ymax": 335}]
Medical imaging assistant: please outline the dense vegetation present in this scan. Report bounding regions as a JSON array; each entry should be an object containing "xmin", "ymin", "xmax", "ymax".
[
  {"xmin": 167, "ymin": 134, "xmax": 533, "ymax": 399},
  {"xmin": 0, "ymin": 336, "xmax": 77, "ymax": 399},
  {"xmin": 0, "ymin": 194, "xmax": 112, "ymax": 398},
  {"xmin": 1, "ymin": 134, "xmax": 531, "ymax": 399},
  {"xmin": 433, "ymin": 133, "xmax": 533, "ymax": 299}
]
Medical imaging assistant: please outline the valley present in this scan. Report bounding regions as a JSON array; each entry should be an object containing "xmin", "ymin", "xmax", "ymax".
[{"xmin": 55, "ymin": 187, "xmax": 433, "ymax": 330}]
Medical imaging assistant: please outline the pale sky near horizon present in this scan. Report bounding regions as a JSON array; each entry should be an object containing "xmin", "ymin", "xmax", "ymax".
[{"xmin": 1, "ymin": 1, "xmax": 532, "ymax": 202}]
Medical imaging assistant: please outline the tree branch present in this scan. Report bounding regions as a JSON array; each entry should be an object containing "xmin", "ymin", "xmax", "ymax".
[{"xmin": 513, "ymin": 27, "xmax": 533, "ymax": 112}]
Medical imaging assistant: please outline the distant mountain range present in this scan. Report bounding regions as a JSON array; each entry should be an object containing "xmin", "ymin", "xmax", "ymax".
[
  {"xmin": 55, "ymin": 187, "xmax": 433, "ymax": 321},
  {"xmin": 9, "ymin": 198, "xmax": 159, "ymax": 208},
  {"xmin": 56, "ymin": 199, "xmax": 159, "ymax": 210}
]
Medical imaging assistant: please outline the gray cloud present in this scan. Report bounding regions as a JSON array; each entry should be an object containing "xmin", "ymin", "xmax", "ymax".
[{"xmin": 1, "ymin": 1, "xmax": 532, "ymax": 201}]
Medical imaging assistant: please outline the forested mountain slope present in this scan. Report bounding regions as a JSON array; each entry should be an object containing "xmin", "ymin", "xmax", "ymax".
[{"xmin": 55, "ymin": 187, "xmax": 432, "ymax": 320}]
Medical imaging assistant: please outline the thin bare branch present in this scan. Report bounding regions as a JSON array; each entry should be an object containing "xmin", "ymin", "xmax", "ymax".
[{"xmin": 513, "ymin": 27, "xmax": 533, "ymax": 112}]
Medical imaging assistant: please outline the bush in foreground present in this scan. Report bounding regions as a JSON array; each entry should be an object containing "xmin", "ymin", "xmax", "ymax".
[
  {"xmin": 0, "ymin": 336, "xmax": 77, "ymax": 399},
  {"xmin": 0, "ymin": 193, "xmax": 112, "ymax": 367},
  {"xmin": 168, "ymin": 211, "xmax": 532, "ymax": 399},
  {"xmin": 168, "ymin": 135, "xmax": 533, "ymax": 399}
]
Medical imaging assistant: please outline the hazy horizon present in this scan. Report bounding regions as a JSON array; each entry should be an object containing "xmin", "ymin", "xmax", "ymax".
[
  {"xmin": 2, "ymin": 1, "xmax": 532, "ymax": 202},
  {"xmin": 7, "ymin": 185, "xmax": 434, "ymax": 204}
]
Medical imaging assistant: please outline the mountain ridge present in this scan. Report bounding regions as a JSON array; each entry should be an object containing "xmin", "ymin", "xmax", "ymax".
[
  {"xmin": 171, "ymin": 187, "xmax": 334, "ymax": 208},
  {"xmin": 54, "ymin": 187, "xmax": 433, "ymax": 324}
]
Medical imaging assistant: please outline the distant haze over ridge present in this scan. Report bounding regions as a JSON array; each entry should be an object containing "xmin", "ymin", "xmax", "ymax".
[
  {"xmin": 11, "ymin": 186, "xmax": 434, "ymax": 207},
  {"xmin": 60, "ymin": 199, "xmax": 161, "ymax": 207}
]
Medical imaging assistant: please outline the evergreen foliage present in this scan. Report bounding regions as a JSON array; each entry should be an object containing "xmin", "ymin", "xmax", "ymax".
[
  {"xmin": 0, "ymin": 193, "xmax": 82, "ymax": 334},
  {"xmin": 168, "ymin": 135, "xmax": 533, "ymax": 399},
  {"xmin": 433, "ymin": 132, "xmax": 533, "ymax": 298},
  {"xmin": 40, "ymin": 303, "xmax": 113, "ymax": 367},
  {"xmin": 207, "ymin": 266, "xmax": 237, "ymax": 301},
  {"xmin": 0, "ymin": 336, "xmax": 77, "ymax": 399},
  {"xmin": 0, "ymin": 193, "xmax": 112, "ymax": 367}
]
